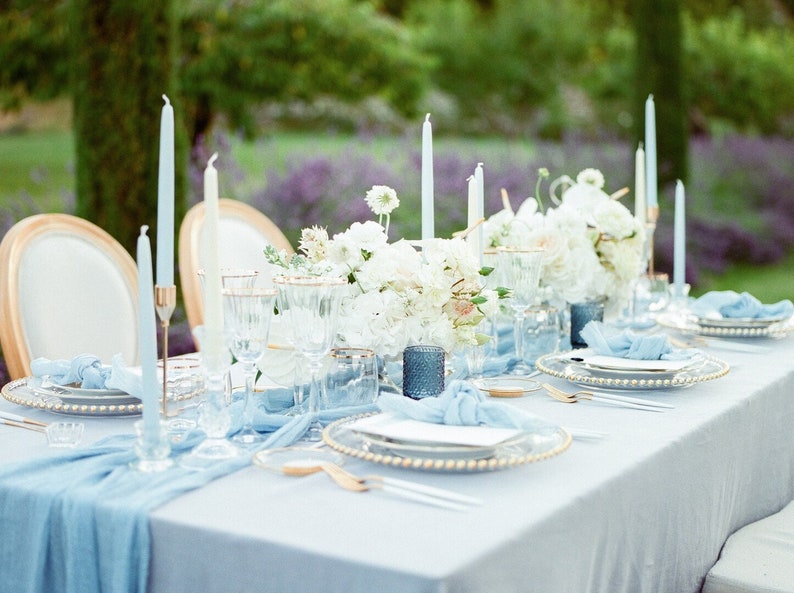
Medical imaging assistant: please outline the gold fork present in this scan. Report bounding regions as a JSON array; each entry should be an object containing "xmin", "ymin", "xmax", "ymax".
[
  {"xmin": 320, "ymin": 463, "xmax": 481, "ymax": 511},
  {"xmin": 541, "ymin": 383, "xmax": 670, "ymax": 412}
]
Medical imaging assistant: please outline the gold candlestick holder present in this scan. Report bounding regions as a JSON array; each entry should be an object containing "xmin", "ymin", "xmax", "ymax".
[
  {"xmin": 155, "ymin": 285, "xmax": 177, "ymax": 416},
  {"xmin": 645, "ymin": 205, "xmax": 659, "ymax": 275}
]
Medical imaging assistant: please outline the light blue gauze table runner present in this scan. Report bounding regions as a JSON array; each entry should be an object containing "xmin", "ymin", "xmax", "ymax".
[{"xmin": 0, "ymin": 395, "xmax": 374, "ymax": 593}]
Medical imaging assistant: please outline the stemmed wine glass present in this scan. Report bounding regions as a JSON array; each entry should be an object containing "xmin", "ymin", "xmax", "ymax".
[
  {"xmin": 497, "ymin": 247, "xmax": 545, "ymax": 374},
  {"xmin": 222, "ymin": 287, "xmax": 277, "ymax": 445},
  {"xmin": 273, "ymin": 275, "xmax": 347, "ymax": 441}
]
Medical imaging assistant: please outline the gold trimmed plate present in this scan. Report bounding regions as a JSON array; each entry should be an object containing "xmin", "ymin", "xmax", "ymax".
[
  {"xmin": 535, "ymin": 350, "xmax": 730, "ymax": 391},
  {"xmin": 1, "ymin": 377, "xmax": 142, "ymax": 417},
  {"xmin": 322, "ymin": 412, "xmax": 571, "ymax": 472}
]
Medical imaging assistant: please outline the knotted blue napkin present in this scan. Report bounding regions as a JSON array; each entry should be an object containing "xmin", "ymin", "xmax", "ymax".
[
  {"xmin": 377, "ymin": 379, "xmax": 555, "ymax": 432},
  {"xmin": 690, "ymin": 290, "xmax": 794, "ymax": 320},
  {"xmin": 579, "ymin": 321, "xmax": 694, "ymax": 360},
  {"xmin": 30, "ymin": 354, "xmax": 112, "ymax": 389}
]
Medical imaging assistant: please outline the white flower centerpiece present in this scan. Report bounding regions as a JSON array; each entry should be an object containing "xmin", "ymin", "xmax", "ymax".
[
  {"xmin": 265, "ymin": 185, "xmax": 503, "ymax": 358},
  {"xmin": 484, "ymin": 168, "xmax": 646, "ymax": 315}
]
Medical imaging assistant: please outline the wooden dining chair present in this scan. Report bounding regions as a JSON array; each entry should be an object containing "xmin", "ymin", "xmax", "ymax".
[
  {"xmin": 0, "ymin": 213, "xmax": 139, "ymax": 380},
  {"xmin": 178, "ymin": 198, "xmax": 293, "ymax": 331}
]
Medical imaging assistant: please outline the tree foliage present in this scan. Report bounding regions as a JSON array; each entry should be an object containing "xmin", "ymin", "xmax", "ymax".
[
  {"xmin": 405, "ymin": 0, "xmax": 591, "ymax": 137},
  {"xmin": 0, "ymin": 0, "xmax": 70, "ymax": 110},
  {"xmin": 179, "ymin": 0, "xmax": 431, "ymax": 145},
  {"xmin": 71, "ymin": 0, "xmax": 182, "ymax": 254},
  {"xmin": 633, "ymin": 0, "xmax": 688, "ymax": 184}
]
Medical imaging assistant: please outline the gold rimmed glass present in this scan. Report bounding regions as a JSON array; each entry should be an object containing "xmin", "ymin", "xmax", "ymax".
[
  {"xmin": 273, "ymin": 275, "xmax": 348, "ymax": 440},
  {"xmin": 198, "ymin": 268, "xmax": 259, "ymax": 290},
  {"xmin": 222, "ymin": 287, "xmax": 278, "ymax": 445}
]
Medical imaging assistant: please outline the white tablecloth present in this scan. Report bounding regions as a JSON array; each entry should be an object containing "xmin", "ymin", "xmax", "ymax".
[{"xmin": 2, "ymin": 337, "xmax": 794, "ymax": 593}]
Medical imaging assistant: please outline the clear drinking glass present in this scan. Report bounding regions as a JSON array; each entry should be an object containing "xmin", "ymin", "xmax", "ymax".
[
  {"xmin": 198, "ymin": 268, "xmax": 259, "ymax": 290},
  {"xmin": 520, "ymin": 305, "xmax": 561, "ymax": 366},
  {"xmin": 497, "ymin": 247, "xmax": 545, "ymax": 373},
  {"xmin": 273, "ymin": 275, "xmax": 347, "ymax": 441},
  {"xmin": 222, "ymin": 287, "xmax": 278, "ymax": 445},
  {"xmin": 158, "ymin": 355, "xmax": 203, "ymax": 436},
  {"xmin": 325, "ymin": 348, "xmax": 378, "ymax": 408}
]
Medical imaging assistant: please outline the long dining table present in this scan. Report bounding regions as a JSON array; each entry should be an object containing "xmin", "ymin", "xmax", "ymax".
[{"xmin": 2, "ymin": 334, "xmax": 794, "ymax": 593}]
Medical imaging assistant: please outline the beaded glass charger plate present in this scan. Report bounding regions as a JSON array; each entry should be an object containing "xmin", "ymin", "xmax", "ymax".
[
  {"xmin": 656, "ymin": 311, "xmax": 793, "ymax": 338},
  {"xmin": 535, "ymin": 350, "xmax": 730, "ymax": 391},
  {"xmin": 1, "ymin": 377, "xmax": 142, "ymax": 416},
  {"xmin": 322, "ymin": 412, "xmax": 572, "ymax": 472}
]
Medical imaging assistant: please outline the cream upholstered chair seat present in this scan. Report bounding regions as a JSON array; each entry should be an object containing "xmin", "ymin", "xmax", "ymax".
[
  {"xmin": 179, "ymin": 198, "xmax": 293, "ymax": 331},
  {"xmin": 0, "ymin": 214, "xmax": 139, "ymax": 380},
  {"xmin": 703, "ymin": 500, "xmax": 794, "ymax": 593}
]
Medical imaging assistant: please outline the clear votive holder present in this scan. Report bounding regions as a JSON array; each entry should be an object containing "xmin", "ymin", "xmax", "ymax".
[
  {"xmin": 521, "ymin": 305, "xmax": 561, "ymax": 366},
  {"xmin": 46, "ymin": 422, "xmax": 85, "ymax": 448},
  {"xmin": 158, "ymin": 355, "xmax": 203, "ymax": 427},
  {"xmin": 131, "ymin": 419, "xmax": 173, "ymax": 472},
  {"xmin": 634, "ymin": 272, "xmax": 670, "ymax": 318},
  {"xmin": 570, "ymin": 300, "xmax": 604, "ymax": 349},
  {"xmin": 325, "ymin": 348, "xmax": 379, "ymax": 408},
  {"xmin": 403, "ymin": 345, "xmax": 445, "ymax": 399}
]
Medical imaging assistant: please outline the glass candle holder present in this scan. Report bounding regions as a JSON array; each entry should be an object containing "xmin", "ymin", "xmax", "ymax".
[
  {"xmin": 570, "ymin": 300, "xmax": 604, "ymax": 349},
  {"xmin": 402, "ymin": 345, "xmax": 445, "ymax": 399},
  {"xmin": 521, "ymin": 305, "xmax": 561, "ymax": 365},
  {"xmin": 131, "ymin": 419, "xmax": 173, "ymax": 473}
]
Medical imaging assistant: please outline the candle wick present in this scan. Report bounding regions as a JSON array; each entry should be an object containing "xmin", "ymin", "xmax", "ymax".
[
  {"xmin": 162, "ymin": 94, "xmax": 170, "ymax": 106},
  {"xmin": 208, "ymin": 152, "xmax": 218, "ymax": 167},
  {"xmin": 140, "ymin": 225, "xmax": 149, "ymax": 236}
]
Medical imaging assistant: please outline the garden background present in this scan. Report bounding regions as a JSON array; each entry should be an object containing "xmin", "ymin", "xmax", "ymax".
[{"xmin": 2, "ymin": 0, "xmax": 794, "ymax": 382}]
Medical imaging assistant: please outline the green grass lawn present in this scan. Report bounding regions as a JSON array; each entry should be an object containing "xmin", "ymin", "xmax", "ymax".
[
  {"xmin": 1, "ymin": 127, "xmax": 792, "ymax": 303},
  {"xmin": 0, "ymin": 130, "xmax": 75, "ymax": 209}
]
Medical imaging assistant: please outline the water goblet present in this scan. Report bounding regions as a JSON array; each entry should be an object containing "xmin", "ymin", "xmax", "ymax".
[
  {"xmin": 497, "ymin": 247, "xmax": 545, "ymax": 374},
  {"xmin": 221, "ymin": 287, "xmax": 277, "ymax": 445},
  {"xmin": 274, "ymin": 275, "xmax": 347, "ymax": 441}
]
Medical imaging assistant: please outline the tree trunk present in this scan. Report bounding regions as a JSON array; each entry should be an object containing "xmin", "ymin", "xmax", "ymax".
[
  {"xmin": 633, "ymin": 0, "xmax": 688, "ymax": 187},
  {"xmin": 71, "ymin": 0, "xmax": 184, "ymax": 255}
]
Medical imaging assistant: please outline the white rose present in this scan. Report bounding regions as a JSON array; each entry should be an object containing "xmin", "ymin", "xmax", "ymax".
[
  {"xmin": 339, "ymin": 220, "xmax": 388, "ymax": 252},
  {"xmin": 593, "ymin": 200, "xmax": 639, "ymax": 240},
  {"xmin": 326, "ymin": 233, "xmax": 364, "ymax": 269}
]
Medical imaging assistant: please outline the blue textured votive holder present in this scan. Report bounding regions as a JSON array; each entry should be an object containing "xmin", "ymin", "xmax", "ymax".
[
  {"xmin": 403, "ymin": 345, "xmax": 445, "ymax": 399},
  {"xmin": 570, "ymin": 300, "xmax": 604, "ymax": 349}
]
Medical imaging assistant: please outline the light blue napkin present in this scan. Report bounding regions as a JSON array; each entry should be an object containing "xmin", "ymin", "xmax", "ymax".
[
  {"xmin": 377, "ymin": 379, "xmax": 555, "ymax": 433},
  {"xmin": 579, "ymin": 321, "xmax": 694, "ymax": 360},
  {"xmin": 30, "ymin": 354, "xmax": 112, "ymax": 389},
  {"xmin": 690, "ymin": 290, "xmax": 794, "ymax": 320}
]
